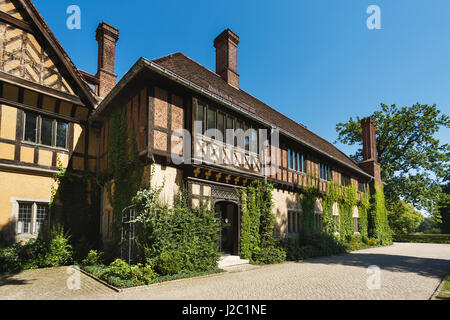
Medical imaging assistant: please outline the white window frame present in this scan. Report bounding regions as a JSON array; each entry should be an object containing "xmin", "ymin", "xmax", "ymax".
[{"xmin": 11, "ymin": 197, "xmax": 50, "ymax": 238}]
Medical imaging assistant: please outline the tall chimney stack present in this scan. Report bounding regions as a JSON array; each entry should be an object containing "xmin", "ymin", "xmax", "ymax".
[
  {"xmin": 359, "ymin": 117, "xmax": 382, "ymax": 188},
  {"xmin": 214, "ymin": 29, "xmax": 240, "ymax": 89},
  {"xmin": 96, "ymin": 22, "xmax": 119, "ymax": 98}
]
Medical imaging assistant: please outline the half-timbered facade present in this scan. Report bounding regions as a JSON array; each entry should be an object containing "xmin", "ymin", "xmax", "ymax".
[
  {"xmin": 0, "ymin": 0, "xmax": 116, "ymax": 241},
  {"xmin": 0, "ymin": 1, "xmax": 383, "ymax": 259},
  {"xmin": 91, "ymin": 30, "xmax": 382, "ymax": 255}
]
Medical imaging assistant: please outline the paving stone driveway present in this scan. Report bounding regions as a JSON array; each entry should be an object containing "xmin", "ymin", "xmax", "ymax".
[{"xmin": 1, "ymin": 243, "xmax": 449, "ymax": 300}]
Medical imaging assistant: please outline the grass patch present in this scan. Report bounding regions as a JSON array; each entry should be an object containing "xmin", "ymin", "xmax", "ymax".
[
  {"xmin": 393, "ymin": 234, "xmax": 450, "ymax": 244},
  {"xmin": 436, "ymin": 275, "xmax": 450, "ymax": 300},
  {"xmin": 81, "ymin": 264, "xmax": 224, "ymax": 289}
]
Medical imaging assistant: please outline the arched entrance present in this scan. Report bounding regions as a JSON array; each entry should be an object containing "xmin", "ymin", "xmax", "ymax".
[{"xmin": 215, "ymin": 201, "xmax": 240, "ymax": 256}]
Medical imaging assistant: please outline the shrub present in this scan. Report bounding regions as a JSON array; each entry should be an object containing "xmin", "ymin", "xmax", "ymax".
[
  {"xmin": 82, "ymin": 250, "xmax": 104, "ymax": 266},
  {"xmin": 37, "ymin": 225, "xmax": 73, "ymax": 267},
  {"xmin": 0, "ymin": 245, "xmax": 21, "ymax": 272},
  {"xmin": 132, "ymin": 187, "xmax": 220, "ymax": 276},
  {"xmin": 253, "ymin": 245, "xmax": 286, "ymax": 265},
  {"xmin": 367, "ymin": 238, "xmax": 378, "ymax": 246},
  {"xmin": 156, "ymin": 250, "xmax": 186, "ymax": 275},
  {"xmin": 98, "ymin": 259, "xmax": 155, "ymax": 287}
]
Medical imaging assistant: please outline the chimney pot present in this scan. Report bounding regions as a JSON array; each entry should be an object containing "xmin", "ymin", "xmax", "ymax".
[
  {"xmin": 96, "ymin": 22, "xmax": 119, "ymax": 98},
  {"xmin": 214, "ymin": 29, "xmax": 240, "ymax": 89}
]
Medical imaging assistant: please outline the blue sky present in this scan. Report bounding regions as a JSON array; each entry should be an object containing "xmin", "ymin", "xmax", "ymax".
[{"xmin": 34, "ymin": 0, "xmax": 449, "ymax": 157}]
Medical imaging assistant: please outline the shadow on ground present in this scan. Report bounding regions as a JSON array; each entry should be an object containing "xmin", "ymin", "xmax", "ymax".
[
  {"xmin": 0, "ymin": 272, "xmax": 34, "ymax": 286},
  {"xmin": 302, "ymin": 252, "xmax": 450, "ymax": 279}
]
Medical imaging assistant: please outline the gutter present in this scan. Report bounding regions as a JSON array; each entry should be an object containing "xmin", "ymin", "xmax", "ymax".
[{"xmin": 90, "ymin": 58, "xmax": 374, "ymax": 180}]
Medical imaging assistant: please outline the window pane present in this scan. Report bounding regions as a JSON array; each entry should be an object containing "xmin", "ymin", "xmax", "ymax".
[
  {"xmin": 56, "ymin": 122, "xmax": 67, "ymax": 148},
  {"xmin": 40, "ymin": 117, "xmax": 53, "ymax": 146},
  {"xmin": 24, "ymin": 113, "xmax": 37, "ymax": 143},
  {"xmin": 196, "ymin": 104, "xmax": 204, "ymax": 134},
  {"xmin": 217, "ymin": 113, "xmax": 224, "ymax": 142},
  {"xmin": 243, "ymin": 124, "xmax": 249, "ymax": 151},
  {"xmin": 287, "ymin": 149, "xmax": 291, "ymax": 169},
  {"xmin": 250, "ymin": 129, "xmax": 258, "ymax": 153},
  {"xmin": 18, "ymin": 203, "xmax": 32, "ymax": 234},
  {"xmin": 207, "ymin": 109, "xmax": 216, "ymax": 131},
  {"xmin": 36, "ymin": 204, "xmax": 49, "ymax": 234},
  {"xmin": 226, "ymin": 117, "xmax": 234, "ymax": 145}
]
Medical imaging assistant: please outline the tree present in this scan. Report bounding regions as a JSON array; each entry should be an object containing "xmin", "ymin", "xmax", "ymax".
[
  {"xmin": 336, "ymin": 103, "xmax": 449, "ymax": 221},
  {"xmin": 388, "ymin": 200, "xmax": 424, "ymax": 235}
]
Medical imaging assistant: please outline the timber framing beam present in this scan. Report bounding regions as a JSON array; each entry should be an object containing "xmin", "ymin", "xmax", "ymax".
[
  {"xmin": 0, "ymin": 11, "xmax": 33, "ymax": 33},
  {"xmin": 0, "ymin": 71, "xmax": 85, "ymax": 106}
]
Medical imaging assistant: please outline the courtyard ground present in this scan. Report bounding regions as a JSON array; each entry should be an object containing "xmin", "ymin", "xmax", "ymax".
[{"xmin": 0, "ymin": 242, "xmax": 449, "ymax": 300}]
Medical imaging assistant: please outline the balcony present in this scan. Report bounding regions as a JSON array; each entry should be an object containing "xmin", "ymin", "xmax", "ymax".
[{"xmin": 193, "ymin": 134, "xmax": 263, "ymax": 176}]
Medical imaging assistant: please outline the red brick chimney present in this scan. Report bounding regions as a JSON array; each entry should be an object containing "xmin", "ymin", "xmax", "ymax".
[
  {"xmin": 96, "ymin": 22, "xmax": 119, "ymax": 98},
  {"xmin": 214, "ymin": 29, "xmax": 240, "ymax": 89},
  {"xmin": 359, "ymin": 117, "xmax": 382, "ymax": 188}
]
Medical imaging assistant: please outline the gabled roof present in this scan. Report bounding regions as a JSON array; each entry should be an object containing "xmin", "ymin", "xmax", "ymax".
[
  {"xmin": 2, "ymin": 0, "xmax": 98, "ymax": 107},
  {"xmin": 153, "ymin": 52, "xmax": 364, "ymax": 175}
]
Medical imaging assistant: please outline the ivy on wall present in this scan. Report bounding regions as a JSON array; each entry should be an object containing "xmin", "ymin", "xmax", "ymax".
[
  {"xmin": 300, "ymin": 175, "xmax": 320, "ymax": 237},
  {"xmin": 106, "ymin": 106, "xmax": 144, "ymax": 247},
  {"xmin": 368, "ymin": 185, "xmax": 392, "ymax": 245},
  {"xmin": 338, "ymin": 184, "xmax": 357, "ymax": 242},
  {"xmin": 358, "ymin": 191, "xmax": 370, "ymax": 240},
  {"xmin": 238, "ymin": 181, "xmax": 285, "ymax": 264},
  {"xmin": 322, "ymin": 182, "xmax": 339, "ymax": 235}
]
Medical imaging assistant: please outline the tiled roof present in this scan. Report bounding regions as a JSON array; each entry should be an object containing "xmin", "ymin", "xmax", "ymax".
[{"xmin": 153, "ymin": 52, "xmax": 363, "ymax": 174}]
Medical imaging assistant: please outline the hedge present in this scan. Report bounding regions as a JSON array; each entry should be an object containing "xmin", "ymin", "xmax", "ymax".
[{"xmin": 393, "ymin": 234, "xmax": 450, "ymax": 244}]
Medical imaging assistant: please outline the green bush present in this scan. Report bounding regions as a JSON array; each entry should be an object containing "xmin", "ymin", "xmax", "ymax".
[
  {"xmin": 366, "ymin": 238, "xmax": 378, "ymax": 246},
  {"xmin": 98, "ymin": 259, "xmax": 155, "ymax": 288},
  {"xmin": 156, "ymin": 250, "xmax": 186, "ymax": 275},
  {"xmin": 132, "ymin": 186, "xmax": 220, "ymax": 276},
  {"xmin": 0, "ymin": 245, "xmax": 22, "ymax": 272},
  {"xmin": 0, "ymin": 225, "xmax": 73, "ymax": 273},
  {"xmin": 253, "ymin": 245, "xmax": 286, "ymax": 265},
  {"xmin": 393, "ymin": 234, "xmax": 450, "ymax": 244},
  {"xmin": 37, "ymin": 225, "xmax": 73, "ymax": 267},
  {"xmin": 82, "ymin": 250, "xmax": 104, "ymax": 266}
]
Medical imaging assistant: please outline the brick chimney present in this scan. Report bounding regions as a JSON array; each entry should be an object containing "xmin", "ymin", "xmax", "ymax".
[
  {"xmin": 359, "ymin": 117, "xmax": 382, "ymax": 188},
  {"xmin": 214, "ymin": 29, "xmax": 240, "ymax": 89},
  {"xmin": 96, "ymin": 22, "xmax": 119, "ymax": 98}
]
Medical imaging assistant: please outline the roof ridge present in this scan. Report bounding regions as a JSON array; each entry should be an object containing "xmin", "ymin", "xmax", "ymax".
[{"xmin": 150, "ymin": 52, "xmax": 361, "ymax": 170}]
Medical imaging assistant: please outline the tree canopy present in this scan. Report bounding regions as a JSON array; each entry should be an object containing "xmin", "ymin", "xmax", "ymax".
[{"xmin": 335, "ymin": 103, "xmax": 449, "ymax": 221}]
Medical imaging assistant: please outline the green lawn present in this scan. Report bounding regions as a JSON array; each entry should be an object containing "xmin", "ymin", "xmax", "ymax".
[
  {"xmin": 393, "ymin": 234, "xmax": 450, "ymax": 244},
  {"xmin": 436, "ymin": 276, "xmax": 450, "ymax": 300}
]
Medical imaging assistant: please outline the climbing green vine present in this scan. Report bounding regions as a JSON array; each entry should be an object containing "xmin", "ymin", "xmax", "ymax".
[
  {"xmin": 238, "ymin": 181, "xmax": 286, "ymax": 264},
  {"xmin": 322, "ymin": 182, "xmax": 339, "ymax": 235},
  {"xmin": 106, "ymin": 106, "xmax": 144, "ymax": 247},
  {"xmin": 338, "ymin": 184, "xmax": 357, "ymax": 242},
  {"xmin": 368, "ymin": 185, "xmax": 392, "ymax": 245},
  {"xmin": 358, "ymin": 190, "xmax": 370, "ymax": 240}
]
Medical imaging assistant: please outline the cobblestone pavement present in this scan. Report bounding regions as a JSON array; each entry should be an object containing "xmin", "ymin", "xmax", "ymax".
[
  {"xmin": 0, "ymin": 266, "xmax": 115, "ymax": 300},
  {"xmin": 1, "ymin": 243, "xmax": 449, "ymax": 300}
]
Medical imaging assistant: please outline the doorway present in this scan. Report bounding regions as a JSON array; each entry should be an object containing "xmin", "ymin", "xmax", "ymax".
[{"xmin": 215, "ymin": 201, "xmax": 240, "ymax": 256}]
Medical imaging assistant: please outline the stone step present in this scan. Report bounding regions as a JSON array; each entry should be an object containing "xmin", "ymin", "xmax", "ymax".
[{"xmin": 218, "ymin": 255, "xmax": 250, "ymax": 268}]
